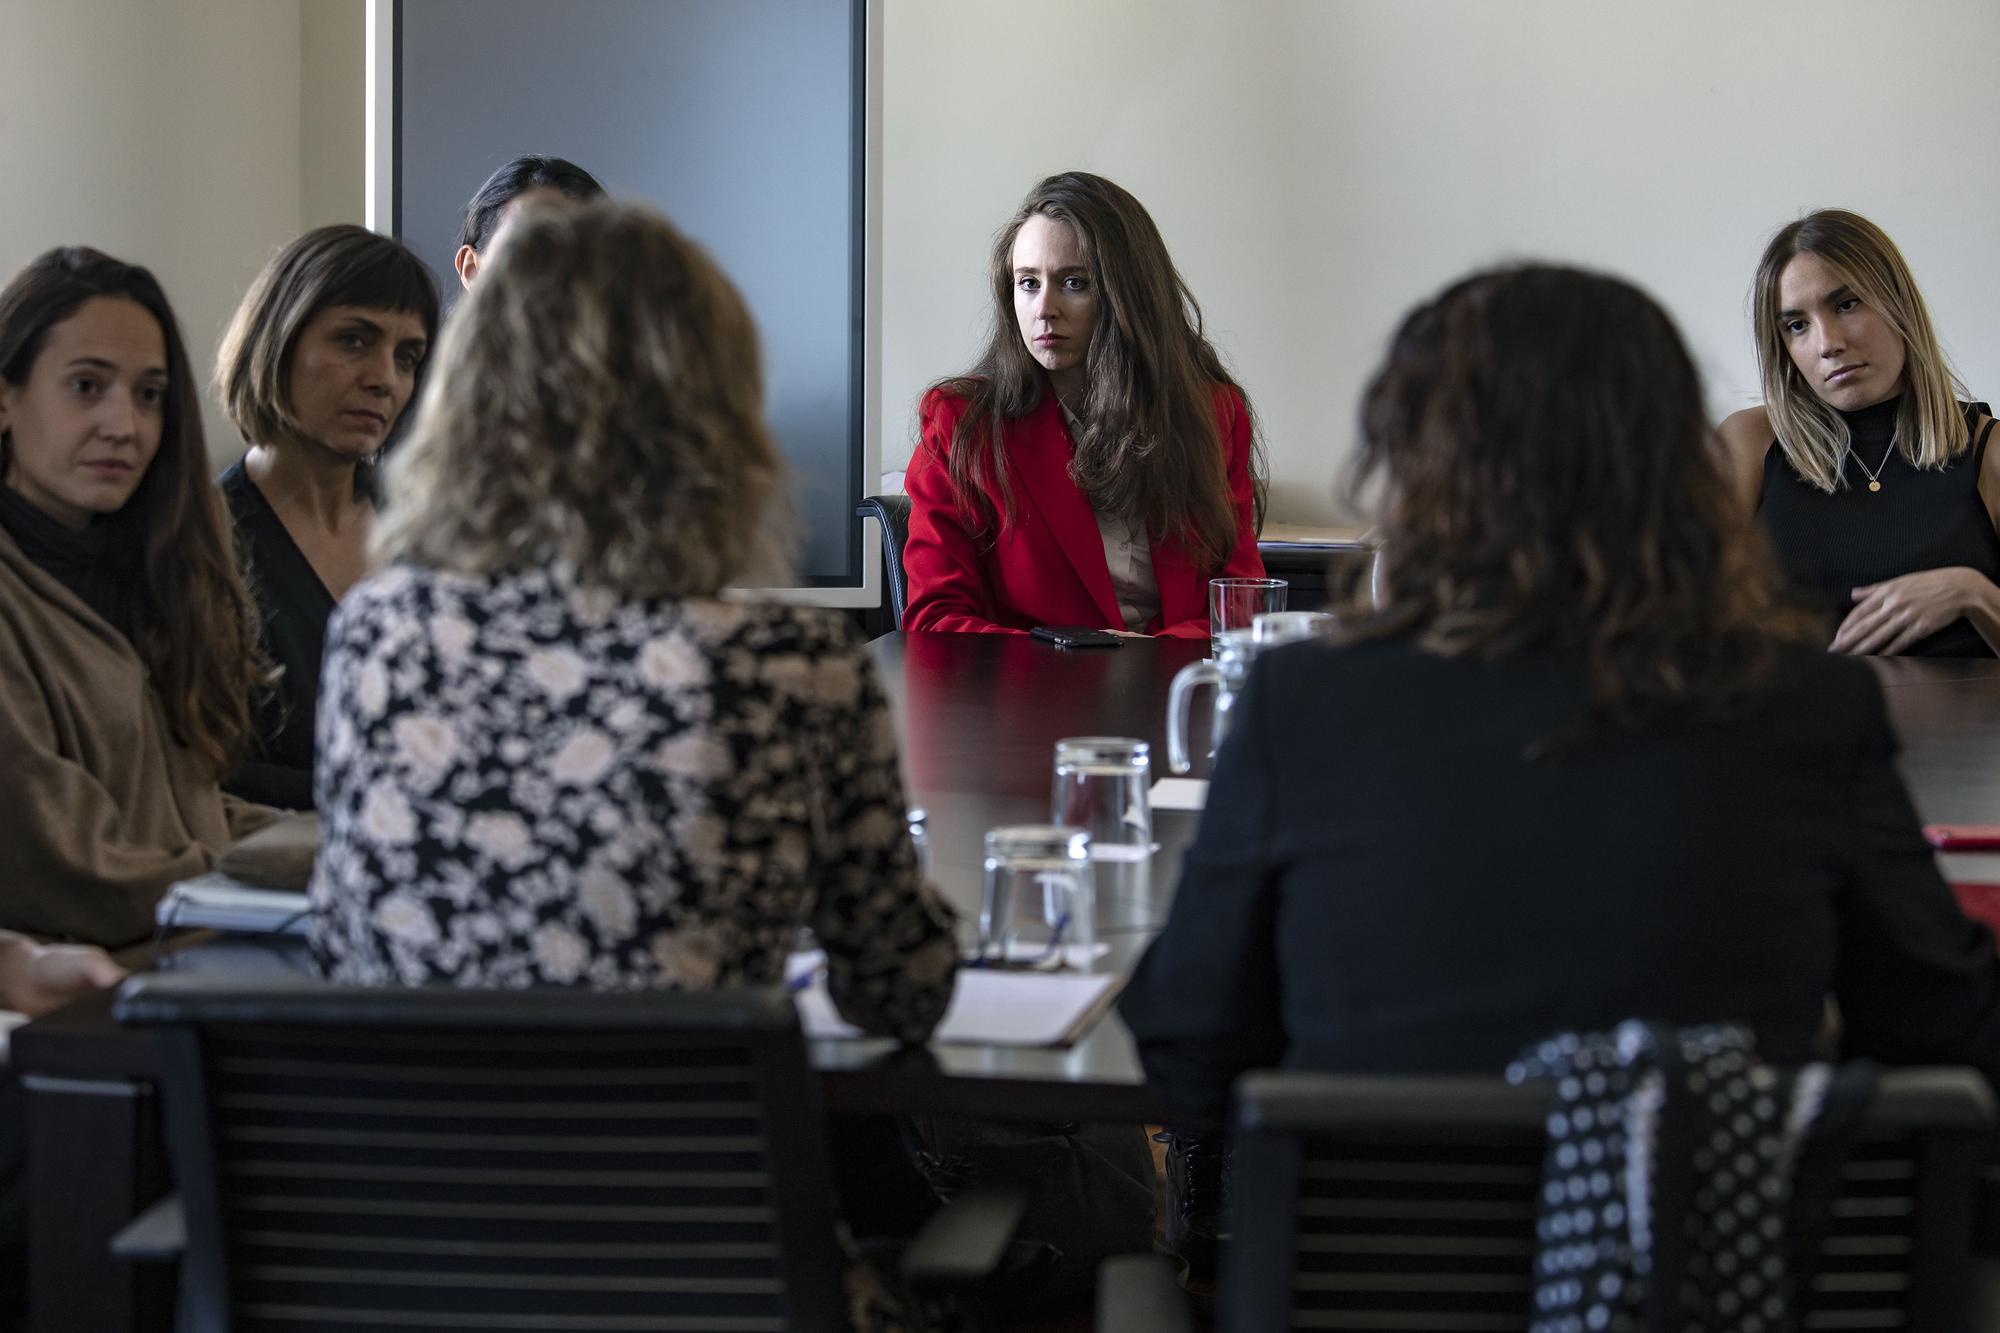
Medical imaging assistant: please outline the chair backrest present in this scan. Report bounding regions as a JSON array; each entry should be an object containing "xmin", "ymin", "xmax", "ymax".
[
  {"xmin": 857, "ymin": 494, "xmax": 913, "ymax": 629},
  {"xmin": 1224, "ymin": 1068, "xmax": 1995, "ymax": 1333},
  {"xmin": 117, "ymin": 975, "xmax": 846, "ymax": 1333}
]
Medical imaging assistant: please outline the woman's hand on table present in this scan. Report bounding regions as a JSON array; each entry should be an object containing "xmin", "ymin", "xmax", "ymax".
[
  {"xmin": 0, "ymin": 931, "xmax": 127, "ymax": 1019},
  {"xmin": 1832, "ymin": 567, "xmax": 1999, "ymax": 655}
]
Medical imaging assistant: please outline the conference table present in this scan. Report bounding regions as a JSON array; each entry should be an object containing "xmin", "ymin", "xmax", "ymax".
[{"xmin": 14, "ymin": 632, "xmax": 2000, "ymax": 1331}]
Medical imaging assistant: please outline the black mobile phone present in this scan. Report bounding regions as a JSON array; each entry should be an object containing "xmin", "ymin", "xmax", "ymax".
[{"xmin": 1029, "ymin": 625, "xmax": 1125, "ymax": 649}]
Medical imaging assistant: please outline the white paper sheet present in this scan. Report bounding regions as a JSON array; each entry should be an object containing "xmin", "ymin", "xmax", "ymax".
[
  {"xmin": 793, "ymin": 964, "xmax": 1122, "ymax": 1047},
  {"xmin": 157, "ymin": 875, "xmax": 311, "ymax": 936},
  {"xmin": 1148, "ymin": 777, "xmax": 1209, "ymax": 811}
]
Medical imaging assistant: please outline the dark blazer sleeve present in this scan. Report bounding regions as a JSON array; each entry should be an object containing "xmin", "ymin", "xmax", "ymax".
[
  {"xmin": 1119, "ymin": 652, "xmax": 1287, "ymax": 1127},
  {"xmin": 902, "ymin": 389, "xmax": 1021, "ymax": 635},
  {"xmin": 1832, "ymin": 671, "xmax": 2000, "ymax": 1088}
]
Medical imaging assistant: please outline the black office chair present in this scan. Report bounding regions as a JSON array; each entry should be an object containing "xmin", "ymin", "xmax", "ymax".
[
  {"xmin": 1099, "ymin": 1067, "xmax": 1995, "ymax": 1333},
  {"xmin": 857, "ymin": 494, "xmax": 913, "ymax": 629},
  {"xmin": 113, "ymin": 975, "xmax": 1021, "ymax": 1333}
]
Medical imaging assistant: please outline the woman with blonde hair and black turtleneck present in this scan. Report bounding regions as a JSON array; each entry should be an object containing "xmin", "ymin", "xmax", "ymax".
[{"xmin": 1719, "ymin": 208, "xmax": 2000, "ymax": 656}]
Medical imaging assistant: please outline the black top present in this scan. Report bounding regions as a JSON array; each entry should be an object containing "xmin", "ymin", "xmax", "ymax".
[
  {"xmin": 1758, "ymin": 398, "xmax": 2000, "ymax": 657},
  {"xmin": 218, "ymin": 460, "xmax": 335, "ymax": 810},
  {"xmin": 1119, "ymin": 638, "xmax": 2000, "ymax": 1127},
  {"xmin": 0, "ymin": 481, "xmax": 137, "ymax": 639}
]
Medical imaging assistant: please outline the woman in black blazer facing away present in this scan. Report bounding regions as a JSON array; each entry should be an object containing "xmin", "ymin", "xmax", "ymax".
[{"xmin": 1121, "ymin": 264, "xmax": 2000, "ymax": 1130}]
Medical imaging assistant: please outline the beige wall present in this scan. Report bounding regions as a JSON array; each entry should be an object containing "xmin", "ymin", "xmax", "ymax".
[
  {"xmin": 881, "ymin": 0, "xmax": 2000, "ymax": 523},
  {"xmin": 0, "ymin": 0, "xmax": 310, "ymax": 464},
  {"xmin": 301, "ymin": 0, "xmax": 367, "ymax": 231},
  {"xmin": 0, "ymin": 0, "xmax": 365, "ymax": 465}
]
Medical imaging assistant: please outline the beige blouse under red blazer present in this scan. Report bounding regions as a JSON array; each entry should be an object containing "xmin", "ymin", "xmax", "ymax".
[{"xmin": 902, "ymin": 382, "xmax": 1264, "ymax": 637}]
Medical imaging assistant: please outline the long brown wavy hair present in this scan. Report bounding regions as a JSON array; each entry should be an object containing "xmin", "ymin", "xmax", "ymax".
[
  {"xmin": 0, "ymin": 248, "xmax": 262, "ymax": 775},
  {"xmin": 935, "ymin": 172, "xmax": 1264, "ymax": 567},
  {"xmin": 1340, "ymin": 264, "xmax": 1818, "ymax": 730}
]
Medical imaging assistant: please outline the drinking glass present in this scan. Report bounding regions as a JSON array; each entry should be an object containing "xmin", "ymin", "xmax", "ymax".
[
  {"xmin": 1166, "ymin": 628, "xmax": 1257, "ymax": 773},
  {"xmin": 978, "ymin": 825, "xmax": 1095, "ymax": 968},
  {"xmin": 1052, "ymin": 737, "xmax": 1152, "ymax": 858},
  {"xmin": 906, "ymin": 806, "xmax": 930, "ymax": 878},
  {"xmin": 1209, "ymin": 577, "xmax": 1287, "ymax": 639},
  {"xmin": 1252, "ymin": 610, "xmax": 1337, "ymax": 647}
]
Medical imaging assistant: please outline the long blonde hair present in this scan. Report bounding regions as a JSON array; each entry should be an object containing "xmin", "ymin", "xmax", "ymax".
[
  {"xmin": 373, "ymin": 201, "xmax": 788, "ymax": 595},
  {"xmin": 1752, "ymin": 209, "xmax": 1968, "ymax": 492}
]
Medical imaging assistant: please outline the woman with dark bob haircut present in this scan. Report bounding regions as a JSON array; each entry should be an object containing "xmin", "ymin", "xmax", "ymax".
[
  {"xmin": 0, "ymin": 248, "xmax": 280, "ymax": 946},
  {"xmin": 1123, "ymin": 265, "xmax": 2000, "ymax": 1125},
  {"xmin": 214, "ymin": 225, "xmax": 438, "ymax": 810},
  {"xmin": 903, "ymin": 171, "xmax": 1267, "ymax": 635}
]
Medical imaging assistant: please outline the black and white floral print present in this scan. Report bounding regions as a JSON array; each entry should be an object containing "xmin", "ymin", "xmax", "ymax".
[{"xmin": 310, "ymin": 563, "xmax": 958, "ymax": 1044}]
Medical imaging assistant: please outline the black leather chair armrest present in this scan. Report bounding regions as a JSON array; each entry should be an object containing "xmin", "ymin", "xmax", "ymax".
[
  {"xmin": 110, "ymin": 1192, "xmax": 185, "ymax": 1262},
  {"xmin": 1095, "ymin": 1252, "xmax": 1193, "ymax": 1333},
  {"xmin": 898, "ymin": 1184, "xmax": 1028, "ymax": 1287}
]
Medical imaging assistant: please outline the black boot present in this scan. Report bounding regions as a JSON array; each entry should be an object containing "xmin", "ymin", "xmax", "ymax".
[{"xmin": 1163, "ymin": 1127, "xmax": 1229, "ymax": 1281}]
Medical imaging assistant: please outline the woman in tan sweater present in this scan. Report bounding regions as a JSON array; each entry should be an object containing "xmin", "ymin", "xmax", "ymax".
[{"xmin": 0, "ymin": 247, "xmax": 278, "ymax": 947}]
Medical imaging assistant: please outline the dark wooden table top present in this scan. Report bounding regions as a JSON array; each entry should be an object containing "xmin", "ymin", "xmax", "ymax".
[{"xmin": 17, "ymin": 636, "xmax": 2000, "ymax": 1122}]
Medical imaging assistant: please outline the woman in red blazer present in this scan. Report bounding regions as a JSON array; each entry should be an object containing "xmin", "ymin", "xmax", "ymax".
[{"xmin": 903, "ymin": 172, "xmax": 1266, "ymax": 637}]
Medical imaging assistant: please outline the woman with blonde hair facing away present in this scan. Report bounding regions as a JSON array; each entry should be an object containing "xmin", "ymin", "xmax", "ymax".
[
  {"xmin": 903, "ymin": 171, "xmax": 1266, "ymax": 635},
  {"xmin": 215, "ymin": 225, "xmax": 438, "ymax": 809},
  {"xmin": 1719, "ymin": 209, "xmax": 2000, "ymax": 656},
  {"xmin": 0, "ymin": 248, "xmax": 278, "ymax": 948},
  {"xmin": 311, "ymin": 201, "xmax": 957, "ymax": 1046}
]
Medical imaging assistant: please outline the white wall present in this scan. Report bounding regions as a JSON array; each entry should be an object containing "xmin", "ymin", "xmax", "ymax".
[
  {"xmin": 10, "ymin": 1, "xmax": 1997, "ymax": 523},
  {"xmin": 882, "ymin": 0, "xmax": 2000, "ymax": 524},
  {"xmin": 0, "ymin": 0, "xmax": 310, "ymax": 465}
]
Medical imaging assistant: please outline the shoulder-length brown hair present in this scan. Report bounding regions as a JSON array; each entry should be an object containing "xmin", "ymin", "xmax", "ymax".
[
  {"xmin": 1342, "ymin": 264, "xmax": 1817, "ymax": 729},
  {"xmin": 216, "ymin": 224, "xmax": 439, "ymax": 453},
  {"xmin": 373, "ymin": 200, "xmax": 786, "ymax": 595},
  {"xmin": 0, "ymin": 247, "xmax": 262, "ymax": 775},
  {"xmin": 934, "ymin": 172, "xmax": 1264, "ymax": 568},
  {"xmin": 1752, "ymin": 209, "xmax": 1967, "ymax": 492}
]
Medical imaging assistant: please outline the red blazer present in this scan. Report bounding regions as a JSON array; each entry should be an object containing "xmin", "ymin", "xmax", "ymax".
[{"xmin": 903, "ymin": 383, "xmax": 1265, "ymax": 637}]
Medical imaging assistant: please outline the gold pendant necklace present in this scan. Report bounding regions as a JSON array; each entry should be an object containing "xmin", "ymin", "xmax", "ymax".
[{"xmin": 1847, "ymin": 430, "xmax": 1897, "ymax": 494}]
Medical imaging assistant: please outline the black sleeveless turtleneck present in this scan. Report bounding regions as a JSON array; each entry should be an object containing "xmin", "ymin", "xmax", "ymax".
[
  {"xmin": 0, "ymin": 482, "xmax": 137, "ymax": 640},
  {"xmin": 1757, "ymin": 397, "xmax": 2000, "ymax": 658}
]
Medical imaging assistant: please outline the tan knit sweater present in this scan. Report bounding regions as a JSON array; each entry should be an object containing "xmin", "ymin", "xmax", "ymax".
[{"xmin": 0, "ymin": 526, "xmax": 280, "ymax": 947}]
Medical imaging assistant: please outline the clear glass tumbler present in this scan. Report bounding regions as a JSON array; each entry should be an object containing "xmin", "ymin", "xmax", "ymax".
[
  {"xmin": 1209, "ymin": 577, "xmax": 1287, "ymax": 639},
  {"xmin": 1052, "ymin": 737, "xmax": 1152, "ymax": 857},
  {"xmin": 978, "ymin": 825, "xmax": 1095, "ymax": 969},
  {"xmin": 1251, "ymin": 610, "xmax": 1337, "ymax": 647}
]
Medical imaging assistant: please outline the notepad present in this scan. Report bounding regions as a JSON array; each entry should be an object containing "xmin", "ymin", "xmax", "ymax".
[
  {"xmin": 1149, "ymin": 777, "xmax": 1208, "ymax": 811},
  {"xmin": 793, "ymin": 965, "xmax": 1123, "ymax": 1047},
  {"xmin": 157, "ymin": 875, "xmax": 311, "ymax": 937}
]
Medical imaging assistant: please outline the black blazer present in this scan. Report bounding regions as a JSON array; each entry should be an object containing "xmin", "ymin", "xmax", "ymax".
[
  {"xmin": 1120, "ymin": 639, "xmax": 2000, "ymax": 1126},
  {"xmin": 218, "ymin": 461, "xmax": 334, "ymax": 811}
]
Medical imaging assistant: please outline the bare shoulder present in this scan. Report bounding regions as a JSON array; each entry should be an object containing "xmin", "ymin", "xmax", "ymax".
[
  {"xmin": 1715, "ymin": 405, "xmax": 1772, "ymax": 508},
  {"xmin": 1716, "ymin": 405, "xmax": 1773, "ymax": 459}
]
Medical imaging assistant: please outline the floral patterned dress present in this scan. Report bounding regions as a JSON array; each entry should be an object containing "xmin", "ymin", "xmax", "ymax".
[{"xmin": 309, "ymin": 564, "xmax": 958, "ymax": 1044}]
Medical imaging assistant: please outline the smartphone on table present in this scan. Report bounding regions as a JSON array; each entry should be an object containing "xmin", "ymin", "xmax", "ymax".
[{"xmin": 1030, "ymin": 625, "xmax": 1125, "ymax": 649}]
